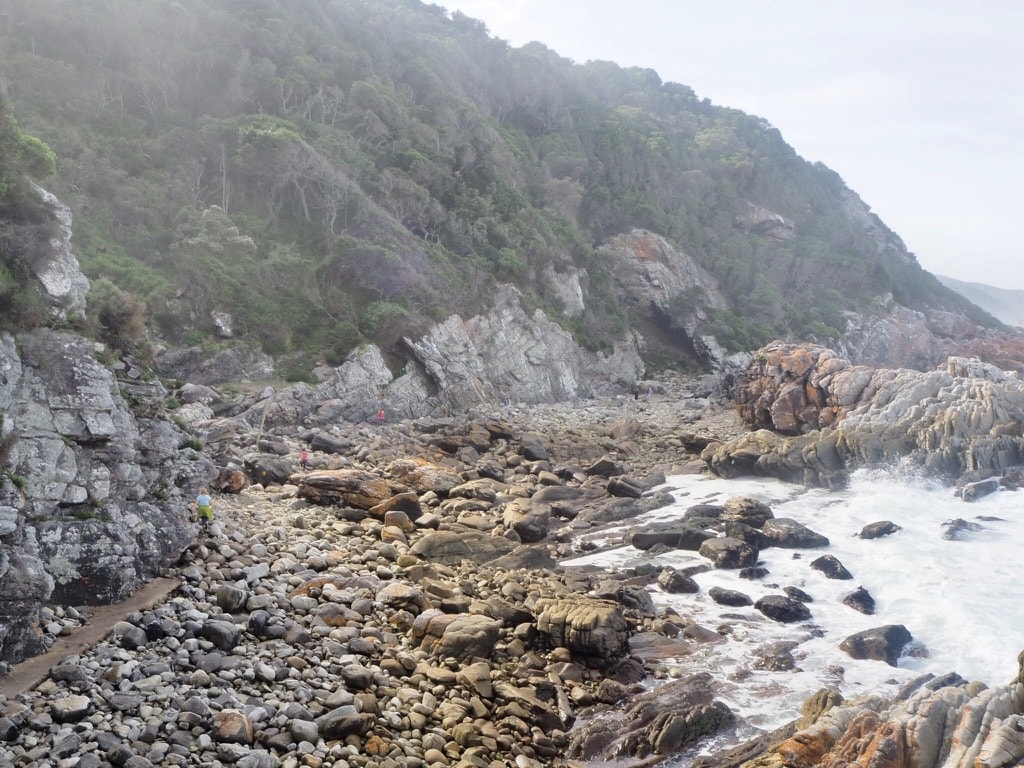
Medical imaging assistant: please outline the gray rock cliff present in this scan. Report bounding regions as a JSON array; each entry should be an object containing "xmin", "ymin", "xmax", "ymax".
[
  {"xmin": 215, "ymin": 284, "xmax": 646, "ymax": 432},
  {"xmin": 0, "ymin": 190, "xmax": 215, "ymax": 665}
]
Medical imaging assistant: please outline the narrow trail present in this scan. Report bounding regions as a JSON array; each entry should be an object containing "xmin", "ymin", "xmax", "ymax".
[{"xmin": 0, "ymin": 576, "xmax": 180, "ymax": 700}]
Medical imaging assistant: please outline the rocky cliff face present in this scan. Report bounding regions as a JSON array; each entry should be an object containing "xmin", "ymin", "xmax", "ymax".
[
  {"xmin": 597, "ymin": 228, "xmax": 737, "ymax": 369},
  {"xmin": 0, "ymin": 189, "xmax": 215, "ymax": 665},
  {"xmin": 211, "ymin": 284, "xmax": 647, "ymax": 432}
]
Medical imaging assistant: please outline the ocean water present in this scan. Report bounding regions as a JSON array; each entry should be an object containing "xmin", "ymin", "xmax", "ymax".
[{"xmin": 562, "ymin": 465, "xmax": 1024, "ymax": 738}]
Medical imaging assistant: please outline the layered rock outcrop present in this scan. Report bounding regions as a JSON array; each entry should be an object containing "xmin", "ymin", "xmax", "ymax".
[
  {"xmin": 716, "ymin": 659, "xmax": 1024, "ymax": 768},
  {"xmin": 705, "ymin": 340, "xmax": 1024, "ymax": 487}
]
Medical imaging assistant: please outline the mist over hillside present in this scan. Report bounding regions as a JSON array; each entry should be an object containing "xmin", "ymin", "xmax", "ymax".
[
  {"xmin": 0, "ymin": 0, "xmax": 999, "ymax": 374},
  {"xmin": 938, "ymin": 276, "xmax": 1024, "ymax": 327}
]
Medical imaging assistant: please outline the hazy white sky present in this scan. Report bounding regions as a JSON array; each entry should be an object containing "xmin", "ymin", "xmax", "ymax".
[{"xmin": 438, "ymin": 1, "xmax": 1024, "ymax": 289}]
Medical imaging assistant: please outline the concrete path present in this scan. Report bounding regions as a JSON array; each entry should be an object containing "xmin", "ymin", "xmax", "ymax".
[{"xmin": 0, "ymin": 577, "xmax": 180, "ymax": 699}]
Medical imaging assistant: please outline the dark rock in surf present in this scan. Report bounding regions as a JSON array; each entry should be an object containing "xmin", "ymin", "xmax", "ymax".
[
  {"xmin": 708, "ymin": 587, "xmax": 752, "ymax": 607},
  {"xmin": 761, "ymin": 518, "xmax": 830, "ymax": 548},
  {"xmin": 839, "ymin": 624, "xmax": 913, "ymax": 666},
  {"xmin": 811, "ymin": 554, "xmax": 854, "ymax": 580},
  {"xmin": 942, "ymin": 518, "xmax": 984, "ymax": 540},
  {"xmin": 657, "ymin": 567, "xmax": 700, "ymax": 594},
  {"xmin": 843, "ymin": 586, "xmax": 876, "ymax": 615},
  {"xmin": 629, "ymin": 523, "xmax": 714, "ymax": 551},
  {"xmin": 698, "ymin": 537, "xmax": 759, "ymax": 569},
  {"xmin": 859, "ymin": 520, "xmax": 901, "ymax": 539},
  {"xmin": 754, "ymin": 595, "xmax": 812, "ymax": 624}
]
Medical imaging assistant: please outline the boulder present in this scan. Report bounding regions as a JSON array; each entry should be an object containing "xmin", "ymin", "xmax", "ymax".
[
  {"xmin": 761, "ymin": 518, "xmax": 830, "ymax": 548},
  {"xmin": 502, "ymin": 498, "xmax": 551, "ymax": 543},
  {"xmin": 722, "ymin": 496, "xmax": 774, "ymax": 527},
  {"xmin": 298, "ymin": 468, "xmax": 391, "ymax": 509},
  {"xmin": 754, "ymin": 595, "xmax": 812, "ymax": 623},
  {"xmin": 698, "ymin": 537, "xmax": 758, "ymax": 569},
  {"xmin": 408, "ymin": 530, "xmax": 516, "ymax": 565},
  {"xmin": 657, "ymin": 567, "xmax": 699, "ymax": 594},
  {"xmin": 629, "ymin": 523, "xmax": 715, "ymax": 551},
  {"xmin": 858, "ymin": 520, "xmax": 901, "ymax": 539},
  {"xmin": 535, "ymin": 597, "xmax": 630, "ymax": 667},
  {"xmin": 385, "ymin": 458, "xmax": 462, "ymax": 496},
  {"xmin": 811, "ymin": 554, "xmax": 854, "ymax": 580},
  {"xmin": 243, "ymin": 453, "xmax": 293, "ymax": 486},
  {"xmin": 843, "ymin": 586, "xmax": 876, "ymax": 615},
  {"xmin": 708, "ymin": 587, "xmax": 752, "ymax": 607},
  {"xmin": 839, "ymin": 625, "xmax": 913, "ymax": 666}
]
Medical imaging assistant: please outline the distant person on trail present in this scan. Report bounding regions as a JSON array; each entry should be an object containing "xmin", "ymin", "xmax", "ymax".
[
  {"xmin": 377, "ymin": 407, "xmax": 385, "ymax": 426},
  {"xmin": 195, "ymin": 488, "xmax": 213, "ymax": 532},
  {"xmin": 300, "ymin": 449, "xmax": 309, "ymax": 472}
]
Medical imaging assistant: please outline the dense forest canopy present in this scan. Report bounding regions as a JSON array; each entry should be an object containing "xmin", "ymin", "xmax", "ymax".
[{"xmin": 0, "ymin": 0, "xmax": 993, "ymax": 373}]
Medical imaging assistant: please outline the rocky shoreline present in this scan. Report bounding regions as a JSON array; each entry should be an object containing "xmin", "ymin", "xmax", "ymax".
[
  {"xmin": 0, "ymin": 377, "xmax": 751, "ymax": 768},
  {"xmin": 4, "ymin": 370, "xmax": 1024, "ymax": 768}
]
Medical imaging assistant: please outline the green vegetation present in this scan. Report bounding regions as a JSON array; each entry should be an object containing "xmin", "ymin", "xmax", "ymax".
[{"xmin": 0, "ymin": 0, "xmax": 996, "ymax": 367}]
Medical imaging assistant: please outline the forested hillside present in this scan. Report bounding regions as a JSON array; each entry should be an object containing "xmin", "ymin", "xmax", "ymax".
[{"xmin": 0, "ymin": 0, "xmax": 994, "ymax": 374}]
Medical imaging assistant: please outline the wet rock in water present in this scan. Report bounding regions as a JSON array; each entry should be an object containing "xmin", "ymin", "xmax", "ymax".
[
  {"xmin": 698, "ymin": 536, "xmax": 759, "ymax": 569},
  {"xmin": 958, "ymin": 476, "xmax": 1000, "ymax": 502},
  {"xmin": 942, "ymin": 517, "xmax": 984, "ymax": 540},
  {"xmin": 811, "ymin": 553, "xmax": 854, "ymax": 579},
  {"xmin": 761, "ymin": 518, "xmax": 830, "ymax": 548},
  {"xmin": 566, "ymin": 674, "xmax": 734, "ymax": 763},
  {"xmin": 751, "ymin": 640, "xmax": 800, "ymax": 671},
  {"xmin": 754, "ymin": 595, "xmax": 813, "ymax": 623},
  {"xmin": 723, "ymin": 520, "xmax": 769, "ymax": 549},
  {"xmin": 708, "ymin": 586, "xmax": 753, "ymax": 607},
  {"xmin": 684, "ymin": 503, "xmax": 724, "ymax": 520},
  {"xmin": 629, "ymin": 522, "xmax": 715, "ymax": 551},
  {"xmin": 722, "ymin": 496, "xmax": 775, "ymax": 527},
  {"xmin": 843, "ymin": 586, "xmax": 876, "ymax": 615},
  {"xmin": 859, "ymin": 520, "xmax": 901, "ymax": 539},
  {"xmin": 657, "ymin": 567, "xmax": 700, "ymax": 594},
  {"xmin": 784, "ymin": 585, "xmax": 814, "ymax": 603},
  {"xmin": 839, "ymin": 624, "xmax": 913, "ymax": 665}
]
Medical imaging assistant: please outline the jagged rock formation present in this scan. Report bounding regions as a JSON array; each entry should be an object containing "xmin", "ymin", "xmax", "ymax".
[
  {"xmin": 25, "ymin": 184, "xmax": 89, "ymax": 322},
  {"xmin": 704, "ymin": 340, "xmax": 1024, "ymax": 487},
  {"xmin": 153, "ymin": 343, "xmax": 275, "ymax": 388},
  {"xmin": 715, "ymin": 655, "xmax": 1024, "ymax": 768},
  {"xmin": 196, "ymin": 284, "xmax": 647, "ymax": 429}
]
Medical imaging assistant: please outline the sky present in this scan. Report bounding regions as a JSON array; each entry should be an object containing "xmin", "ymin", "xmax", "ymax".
[{"xmin": 437, "ymin": 1, "xmax": 1024, "ymax": 290}]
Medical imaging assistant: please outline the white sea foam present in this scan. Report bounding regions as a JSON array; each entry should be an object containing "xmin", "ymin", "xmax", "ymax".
[{"xmin": 562, "ymin": 466, "xmax": 1023, "ymax": 738}]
